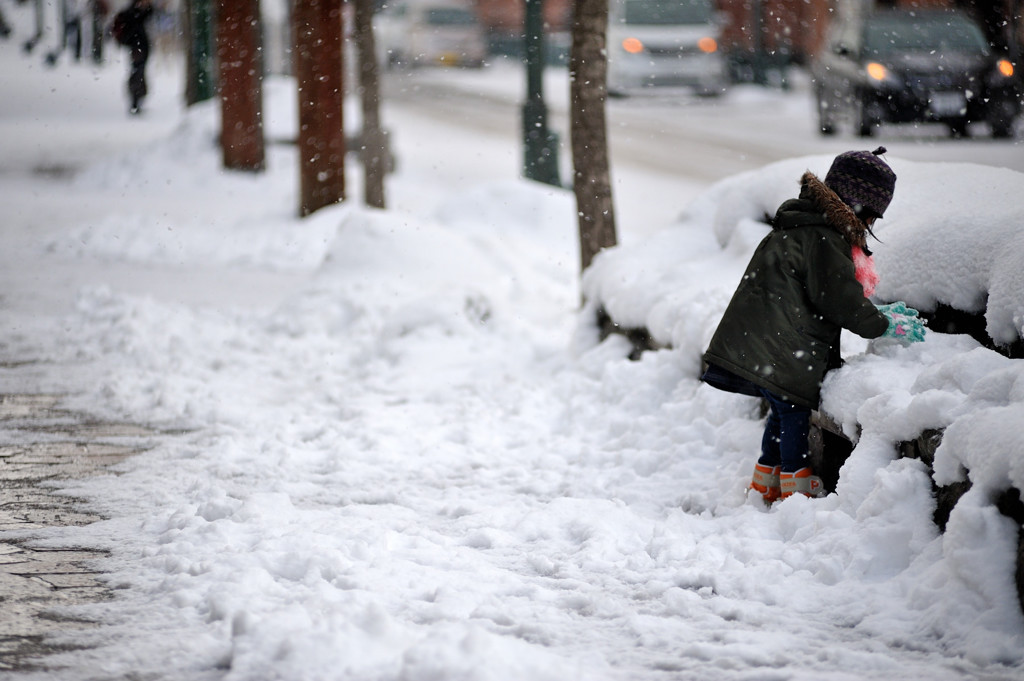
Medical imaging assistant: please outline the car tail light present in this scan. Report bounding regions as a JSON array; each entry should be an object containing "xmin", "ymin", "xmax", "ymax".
[
  {"xmin": 997, "ymin": 59, "xmax": 1014, "ymax": 78},
  {"xmin": 698, "ymin": 37, "xmax": 718, "ymax": 53},
  {"xmin": 622, "ymin": 37, "xmax": 644, "ymax": 54}
]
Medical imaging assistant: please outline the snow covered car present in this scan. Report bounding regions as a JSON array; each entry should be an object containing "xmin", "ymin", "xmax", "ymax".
[
  {"xmin": 374, "ymin": 1, "xmax": 487, "ymax": 69},
  {"xmin": 606, "ymin": 0, "xmax": 728, "ymax": 97},
  {"xmin": 812, "ymin": 9, "xmax": 1020, "ymax": 138}
]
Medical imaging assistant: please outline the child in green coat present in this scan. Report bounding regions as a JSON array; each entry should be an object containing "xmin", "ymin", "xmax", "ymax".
[{"xmin": 702, "ymin": 148, "xmax": 925, "ymax": 501}]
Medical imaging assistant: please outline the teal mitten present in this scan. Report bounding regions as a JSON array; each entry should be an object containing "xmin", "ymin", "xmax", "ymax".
[{"xmin": 877, "ymin": 302, "xmax": 927, "ymax": 343}]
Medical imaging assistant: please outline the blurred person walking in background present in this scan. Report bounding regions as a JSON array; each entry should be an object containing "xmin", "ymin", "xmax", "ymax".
[
  {"xmin": 44, "ymin": 0, "xmax": 85, "ymax": 64},
  {"xmin": 64, "ymin": 0, "xmax": 85, "ymax": 61},
  {"xmin": 112, "ymin": 0, "xmax": 153, "ymax": 114},
  {"xmin": 0, "ymin": 1, "xmax": 11, "ymax": 39}
]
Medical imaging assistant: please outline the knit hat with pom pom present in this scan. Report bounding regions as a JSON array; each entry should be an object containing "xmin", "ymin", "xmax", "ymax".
[{"xmin": 824, "ymin": 147, "xmax": 897, "ymax": 219}]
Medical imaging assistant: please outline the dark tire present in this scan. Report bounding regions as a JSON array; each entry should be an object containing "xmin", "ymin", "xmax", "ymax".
[
  {"xmin": 853, "ymin": 97, "xmax": 874, "ymax": 137},
  {"xmin": 988, "ymin": 100, "xmax": 1018, "ymax": 138},
  {"xmin": 991, "ymin": 118, "xmax": 1014, "ymax": 139},
  {"xmin": 948, "ymin": 119, "xmax": 969, "ymax": 138},
  {"xmin": 816, "ymin": 92, "xmax": 836, "ymax": 136},
  {"xmin": 696, "ymin": 85, "xmax": 725, "ymax": 98}
]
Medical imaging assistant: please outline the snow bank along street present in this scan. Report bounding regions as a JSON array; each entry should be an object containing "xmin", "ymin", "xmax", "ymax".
[{"xmin": 3, "ymin": 13, "xmax": 1024, "ymax": 681}]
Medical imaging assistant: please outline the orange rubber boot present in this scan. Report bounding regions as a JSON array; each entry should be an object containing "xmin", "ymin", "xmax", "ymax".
[
  {"xmin": 750, "ymin": 463, "xmax": 781, "ymax": 503},
  {"xmin": 779, "ymin": 467, "xmax": 824, "ymax": 499}
]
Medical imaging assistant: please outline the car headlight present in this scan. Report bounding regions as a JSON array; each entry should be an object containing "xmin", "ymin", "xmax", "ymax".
[
  {"xmin": 865, "ymin": 61, "xmax": 900, "ymax": 87},
  {"xmin": 986, "ymin": 58, "xmax": 1016, "ymax": 87}
]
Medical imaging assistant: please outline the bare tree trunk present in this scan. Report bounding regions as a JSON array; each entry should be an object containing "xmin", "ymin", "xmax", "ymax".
[
  {"xmin": 569, "ymin": 0, "xmax": 617, "ymax": 274},
  {"xmin": 294, "ymin": 0, "xmax": 346, "ymax": 217},
  {"xmin": 352, "ymin": 0, "xmax": 387, "ymax": 209},
  {"xmin": 217, "ymin": 0, "xmax": 265, "ymax": 171}
]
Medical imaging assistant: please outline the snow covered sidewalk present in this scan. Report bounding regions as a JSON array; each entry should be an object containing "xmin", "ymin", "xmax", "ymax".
[{"xmin": 3, "ymin": 24, "xmax": 1024, "ymax": 681}]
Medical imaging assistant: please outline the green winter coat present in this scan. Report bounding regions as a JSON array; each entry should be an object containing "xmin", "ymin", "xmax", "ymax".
[{"xmin": 703, "ymin": 172, "xmax": 889, "ymax": 408}]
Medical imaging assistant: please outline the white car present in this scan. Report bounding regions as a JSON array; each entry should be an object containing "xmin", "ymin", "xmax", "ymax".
[
  {"xmin": 374, "ymin": 1, "xmax": 488, "ymax": 69},
  {"xmin": 607, "ymin": 0, "xmax": 728, "ymax": 96}
]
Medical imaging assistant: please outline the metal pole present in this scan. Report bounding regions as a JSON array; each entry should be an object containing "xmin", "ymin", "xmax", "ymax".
[
  {"xmin": 189, "ymin": 0, "xmax": 215, "ymax": 104},
  {"xmin": 751, "ymin": 0, "xmax": 765, "ymax": 86},
  {"xmin": 522, "ymin": 0, "xmax": 560, "ymax": 186}
]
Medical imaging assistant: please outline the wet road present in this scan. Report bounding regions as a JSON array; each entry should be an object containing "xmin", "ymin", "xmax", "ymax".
[{"xmin": 382, "ymin": 63, "xmax": 1024, "ymax": 185}]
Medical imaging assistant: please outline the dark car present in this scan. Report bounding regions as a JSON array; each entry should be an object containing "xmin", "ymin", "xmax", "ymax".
[{"xmin": 812, "ymin": 9, "xmax": 1020, "ymax": 138}]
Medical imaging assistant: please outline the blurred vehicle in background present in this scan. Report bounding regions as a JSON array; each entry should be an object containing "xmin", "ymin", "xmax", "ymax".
[
  {"xmin": 812, "ymin": 8, "xmax": 1020, "ymax": 138},
  {"xmin": 606, "ymin": 0, "xmax": 728, "ymax": 97},
  {"xmin": 374, "ymin": 0, "xmax": 488, "ymax": 69}
]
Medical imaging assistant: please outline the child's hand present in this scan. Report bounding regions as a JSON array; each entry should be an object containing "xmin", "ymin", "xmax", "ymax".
[{"xmin": 877, "ymin": 302, "xmax": 926, "ymax": 344}]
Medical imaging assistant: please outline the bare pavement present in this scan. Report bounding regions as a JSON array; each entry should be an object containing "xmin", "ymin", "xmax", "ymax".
[{"xmin": 0, "ymin": 394, "xmax": 183, "ymax": 673}]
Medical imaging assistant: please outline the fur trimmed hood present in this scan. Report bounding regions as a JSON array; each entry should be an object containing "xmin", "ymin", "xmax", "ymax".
[{"xmin": 799, "ymin": 171, "xmax": 871, "ymax": 251}]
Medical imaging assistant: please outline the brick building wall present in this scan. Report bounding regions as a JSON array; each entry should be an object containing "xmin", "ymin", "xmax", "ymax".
[{"xmin": 476, "ymin": 0, "xmax": 573, "ymax": 34}]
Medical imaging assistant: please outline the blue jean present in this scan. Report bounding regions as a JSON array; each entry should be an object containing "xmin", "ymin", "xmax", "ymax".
[{"xmin": 757, "ymin": 389, "xmax": 811, "ymax": 473}]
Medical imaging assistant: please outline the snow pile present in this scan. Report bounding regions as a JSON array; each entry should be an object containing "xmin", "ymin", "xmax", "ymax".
[
  {"xmin": 874, "ymin": 162, "xmax": 1024, "ymax": 346},
  {"xmin": 46, "ymin": 79, "xmax": 327, "ymax": 271}
]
